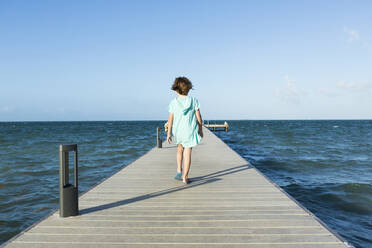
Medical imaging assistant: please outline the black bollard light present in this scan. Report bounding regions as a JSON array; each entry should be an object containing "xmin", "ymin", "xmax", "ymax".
[
  {"xmin": 59, "ymin": 144, "xmax": 79, "ymax": 217},
  {"xmin": 157, "ymin": 127, "xmax": 162, "ymax": 148}
]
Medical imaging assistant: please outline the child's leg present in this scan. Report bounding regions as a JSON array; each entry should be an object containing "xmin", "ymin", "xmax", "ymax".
[
  {"xmin": 177, "ymin": 144, "xmax": 184, "ymax": 173},
  {"xmin": 183, "ymin": 147, "xmax": 192, "ymax": 182}
]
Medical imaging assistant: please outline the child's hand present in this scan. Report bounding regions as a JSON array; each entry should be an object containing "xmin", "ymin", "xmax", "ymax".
[
  {"xmin": 198, "ymin": 127, "xmax": 204, "ymax": 138},
  {"xmin": 167, "ymin": 134, "xmax": 172, "ymax": 144}
]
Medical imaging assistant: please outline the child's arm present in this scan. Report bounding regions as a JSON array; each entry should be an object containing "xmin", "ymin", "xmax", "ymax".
[
  {"xmin": 167, "ymin": 113, "xmax": 174, "ymax": 144},
  {"xmin": 195, "ymin": 109, "xmax": 203, "ymax": 138}
]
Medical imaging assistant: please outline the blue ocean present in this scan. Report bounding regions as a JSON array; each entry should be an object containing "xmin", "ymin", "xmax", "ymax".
[{"xmin": 0, "ymin": 120, "xmax": 371, "ymax": 248}]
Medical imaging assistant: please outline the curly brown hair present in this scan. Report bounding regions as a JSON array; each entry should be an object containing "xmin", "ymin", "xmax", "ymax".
[{"xmin": 171, "ymin": 77, "xmax": 193, "ymax": 95}]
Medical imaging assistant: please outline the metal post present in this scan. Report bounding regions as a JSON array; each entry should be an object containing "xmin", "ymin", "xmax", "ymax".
[
  {"xmin": 63, "ymin": 152, "xmax": 69, "ymax": 185},
  {"xmin": 59, "ymin": 144, "xmax": 79, "ymax": 217},
  {"xmin": 157, "ymin": 127, "xmax": 162, "ymax": 148}
]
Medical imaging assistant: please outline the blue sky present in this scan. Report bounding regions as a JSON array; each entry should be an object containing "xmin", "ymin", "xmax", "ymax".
[{"xmin": 1, "ymin": 0, "xmax": 371, "ymax": 121}]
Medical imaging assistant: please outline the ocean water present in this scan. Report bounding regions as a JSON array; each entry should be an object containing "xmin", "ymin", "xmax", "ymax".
[
  {"xmin": 214, "ymin": 120, "xmax": 372, "ymax": 248},
  {"xmin": 0, "ymin": 120, "xmax": 371, "ymax": 248}
]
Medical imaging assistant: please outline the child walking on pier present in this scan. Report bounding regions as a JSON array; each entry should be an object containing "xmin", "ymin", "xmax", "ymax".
[{"xmin": 167, "ymin": 77, "xmax": 203, "ymax": 184}]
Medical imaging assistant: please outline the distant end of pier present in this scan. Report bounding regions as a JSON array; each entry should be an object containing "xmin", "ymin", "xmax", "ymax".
[
  {"xmin": 204, "ymin": 121, "xmax": 229, "ymax": 132},
  {"xmin": 164, "ymin": 121, "xmax": 229, "ymax": 132}
]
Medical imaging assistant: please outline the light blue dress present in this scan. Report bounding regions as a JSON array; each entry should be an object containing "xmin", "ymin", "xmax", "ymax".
[{"xmin": 168, "ymin": 96, "xmax": 202, "ymax": 148}]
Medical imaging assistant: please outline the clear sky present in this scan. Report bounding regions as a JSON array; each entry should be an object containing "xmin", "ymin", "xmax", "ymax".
[{"xmin": 1, "ymin": 0, "xmax": 371, "ymax": 121}]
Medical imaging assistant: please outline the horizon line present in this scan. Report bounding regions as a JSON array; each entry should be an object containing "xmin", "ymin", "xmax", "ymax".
[{"xmin": 1, "ymin": 118, "xmax": 372, "ymax": 122}]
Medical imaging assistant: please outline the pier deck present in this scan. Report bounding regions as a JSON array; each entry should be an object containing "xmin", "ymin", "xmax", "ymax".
[{"xmin": 3, "ymin": 127, "xmax": 350, "ymax": 248}]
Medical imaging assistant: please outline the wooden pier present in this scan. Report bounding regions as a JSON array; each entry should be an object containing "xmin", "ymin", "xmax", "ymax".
[
  {"xmin": 3, "ymin": 127, "xmax": 351, "ymax": 248},
  {"xmin": 205, "ymin": 121, "xmax": 229, "ymax": 132}
]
